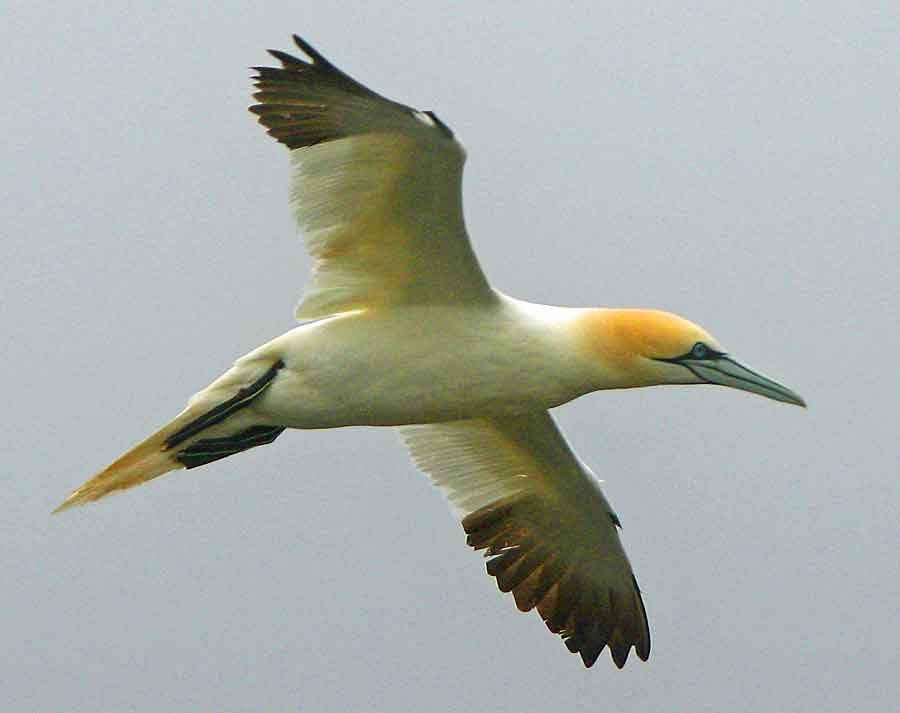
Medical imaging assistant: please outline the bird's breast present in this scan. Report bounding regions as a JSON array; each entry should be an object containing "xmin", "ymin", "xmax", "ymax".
[{"xmin": 254, "ymin": 302, "xmax": 594, "ymax": 428}]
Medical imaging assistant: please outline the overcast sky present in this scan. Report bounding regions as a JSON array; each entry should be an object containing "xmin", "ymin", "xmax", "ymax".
[{"xmin": 3, "ymin": 2, "xmax": 898, "ymax": 712}]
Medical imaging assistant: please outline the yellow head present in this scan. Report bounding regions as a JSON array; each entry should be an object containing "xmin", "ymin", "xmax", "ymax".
[{"xmin": 576, "ymin": 308, "xmax": 805, "ymax": 405}]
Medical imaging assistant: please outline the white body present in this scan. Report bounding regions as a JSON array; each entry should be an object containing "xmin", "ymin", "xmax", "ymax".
[
  {"xmin": 56, "ymin": 36, "xmax": 803, "ymax": 669},
  {"xmin": 228, "ymin": 296, "xmax": 593, "ymax": 429}
]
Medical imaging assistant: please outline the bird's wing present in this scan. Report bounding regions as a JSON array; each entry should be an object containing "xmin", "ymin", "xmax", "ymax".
[
  {"xmin": 251, "ymin": 36, "xmax": 494, "ymax": 320},
  {"xmin": 397, "ymin": 411, "xmax": 650, "ymax": 668}
]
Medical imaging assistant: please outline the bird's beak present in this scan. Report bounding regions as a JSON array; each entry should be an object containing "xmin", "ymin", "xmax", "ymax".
[{"xmin": 682, "ymin": 356, "xmax": 807, "ymax": 407}]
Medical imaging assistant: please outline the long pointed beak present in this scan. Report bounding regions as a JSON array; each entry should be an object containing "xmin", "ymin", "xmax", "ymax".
[{"xmin": 683, "ymin": 356, "xmax": 807, "ymax": 407}]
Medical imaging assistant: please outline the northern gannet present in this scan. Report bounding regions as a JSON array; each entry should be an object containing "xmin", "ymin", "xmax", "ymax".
[{"xmin": 55, "ymin": 35, "xmax": 805, "ymax": 669}]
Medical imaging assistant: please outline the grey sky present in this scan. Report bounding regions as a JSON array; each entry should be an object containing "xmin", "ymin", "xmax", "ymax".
[{"xmin": 3, "ymin": 2, "xmax": 898, "ymax": 711}]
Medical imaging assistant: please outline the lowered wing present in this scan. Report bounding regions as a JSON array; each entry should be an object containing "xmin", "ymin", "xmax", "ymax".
[{"xmin": 398, "ymin": 411, "xmax": 650, "ymax": 668}]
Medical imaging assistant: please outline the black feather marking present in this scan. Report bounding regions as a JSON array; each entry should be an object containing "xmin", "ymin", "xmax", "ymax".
[
  {"xmin": 249, "ymin": 35, "xmax": 456, "ymax": 151},
  {"xmin": 519, "ymin": 555, "xmax": 565, "ymax": 612},
  {"xmin": 292, "ymin": 34, "xmax": 332, "ymax": 68},
  {"xmin": 464, "ymin": 518, "xmax": 511, "ymax": 551},
  {"xmin": 267, "ymin": 48, "xmax": 310, "ymax": 69},
  {"xmin": 632, "ymin": 574, "xmax": 652, "ymax": 660},
  {"xmin": 463, "ymin": 493, "xmax": 651, "ymax": 668},
  {"xmin": 423, "ymin": 110, "xmax": 454, "ymax": 139},
  {"xmin": 165, "ymin": 360, "xmax": 284, "ymax": 449},
  {"xmin": 578, "ymin": 621, "xmax": 607, "ymax": 668},
  {"xmin": 176, "ymin": 425, "xmax": 285, "ymax": 469}
]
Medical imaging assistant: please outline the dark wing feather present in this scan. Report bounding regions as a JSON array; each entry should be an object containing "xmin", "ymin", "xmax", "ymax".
[
  {"xmin": 400, "ymin": 413, "xmax": 651, "ymax": 669},
  {"xmin": 462, "ymin": 492, "xmax": 651, "ymax": 668},
  {"xmin": 250, "ymin": 35, "xmax": 450, "ymax": 150},
  {"xmin": 248, "ymin": 35, "xmax": 493, "ymax": 320}
]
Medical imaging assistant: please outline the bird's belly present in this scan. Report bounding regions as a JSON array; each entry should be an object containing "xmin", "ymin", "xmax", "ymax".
[
  {"xmin": 263, "ymin": 348, "xmax": 556, "ymax": 427},
  {"xmin": 253, "ymin": 309, "xmax": 582, "ymax": 428}
]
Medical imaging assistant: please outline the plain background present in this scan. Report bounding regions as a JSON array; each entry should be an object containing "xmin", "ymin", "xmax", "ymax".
[{"xmin": 3, "ymin": 2, "xmax": 898, "ymax": 711}]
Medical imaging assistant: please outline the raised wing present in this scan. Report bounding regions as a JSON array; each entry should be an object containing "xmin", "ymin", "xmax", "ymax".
[
  {"xmin": 250, "ymin": 36, "xmax": 494, "ymax": 320},
  {"xmin": 398, "ymin": 412, "xmax": 650, "ymax": 668}
]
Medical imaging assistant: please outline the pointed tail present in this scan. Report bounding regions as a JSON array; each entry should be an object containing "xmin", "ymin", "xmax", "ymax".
[
  {"xmin": 52, "ymin": 417, "xmax": 190, "ymax": 513},
  {"xmin": 53, "ymin": 358, "xmax": 285, "ymax": 513}
]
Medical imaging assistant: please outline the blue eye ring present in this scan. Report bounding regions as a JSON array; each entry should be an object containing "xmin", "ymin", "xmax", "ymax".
[{"xmin": 691, "ymin": 342, "xmax": 709, "ymax": 359}]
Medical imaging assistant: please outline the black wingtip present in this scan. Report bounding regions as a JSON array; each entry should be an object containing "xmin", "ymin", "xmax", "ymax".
[
  {"xmin": 611, "ymin": 646, "xmax": 629, "ymax": 669},
  {"xmin": 631, "ymin": 574, "xmax": 652, "ymax": 660},
  {"xmin": 267, "ymin": 48, "xmax": 308, "ymax": 69},
  {"xmin": 292, "ymin": 34, "xmax": 331, "ymax": 67}
]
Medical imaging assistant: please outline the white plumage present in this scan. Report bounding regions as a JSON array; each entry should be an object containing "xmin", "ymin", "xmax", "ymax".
[{"xmin": 56, "ymin": 35, "xmax": 804, "ymax": 669}]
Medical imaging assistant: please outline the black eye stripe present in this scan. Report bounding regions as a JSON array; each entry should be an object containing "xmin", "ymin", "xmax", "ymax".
[
  {"xmin": 653, "ymin": 342, "xmax": 725, "ymax": 364},
  {"xmin": 686, "ymin": 341, "xmax": 725, "ymax": 361}
]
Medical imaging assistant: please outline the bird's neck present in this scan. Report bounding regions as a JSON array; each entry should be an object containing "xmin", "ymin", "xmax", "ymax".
[{"xmin": 570, "ymin": 308, "xmax": 667, "ymax": 391}]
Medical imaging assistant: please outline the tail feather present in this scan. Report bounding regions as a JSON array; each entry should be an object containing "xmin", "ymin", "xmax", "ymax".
[
  {"xmin": 52, "ymin": 412, "xmax": 193, "ymax": 513},
  {"xmin": 53, "ymin": 357, "xmax": 286, "ymax": 514}
]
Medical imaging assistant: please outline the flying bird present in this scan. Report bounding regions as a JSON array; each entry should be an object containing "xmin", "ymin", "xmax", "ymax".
[{"xmin": 55, "ymin": 35, "xmax": 805, "ymax": 669}]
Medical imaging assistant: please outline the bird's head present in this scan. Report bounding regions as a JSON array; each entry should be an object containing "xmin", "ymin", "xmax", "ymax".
[{"xmin": 577, "ymin": 308, "xmax": 806, "ymax": 406}]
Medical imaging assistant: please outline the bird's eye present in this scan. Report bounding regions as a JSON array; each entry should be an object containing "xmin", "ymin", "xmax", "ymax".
[{"xmin": 691, "ymin": 342, "xmax": 709, "ymax": 359}]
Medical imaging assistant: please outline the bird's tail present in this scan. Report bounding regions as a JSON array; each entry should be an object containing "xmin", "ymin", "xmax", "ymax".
[
  {"xmin": 52, "ymin": 415, "xmax": 192, "ymax": 513},
  {"xmin": 53, "ymin": 358, "xmax": 286, "ymax": 513}
]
